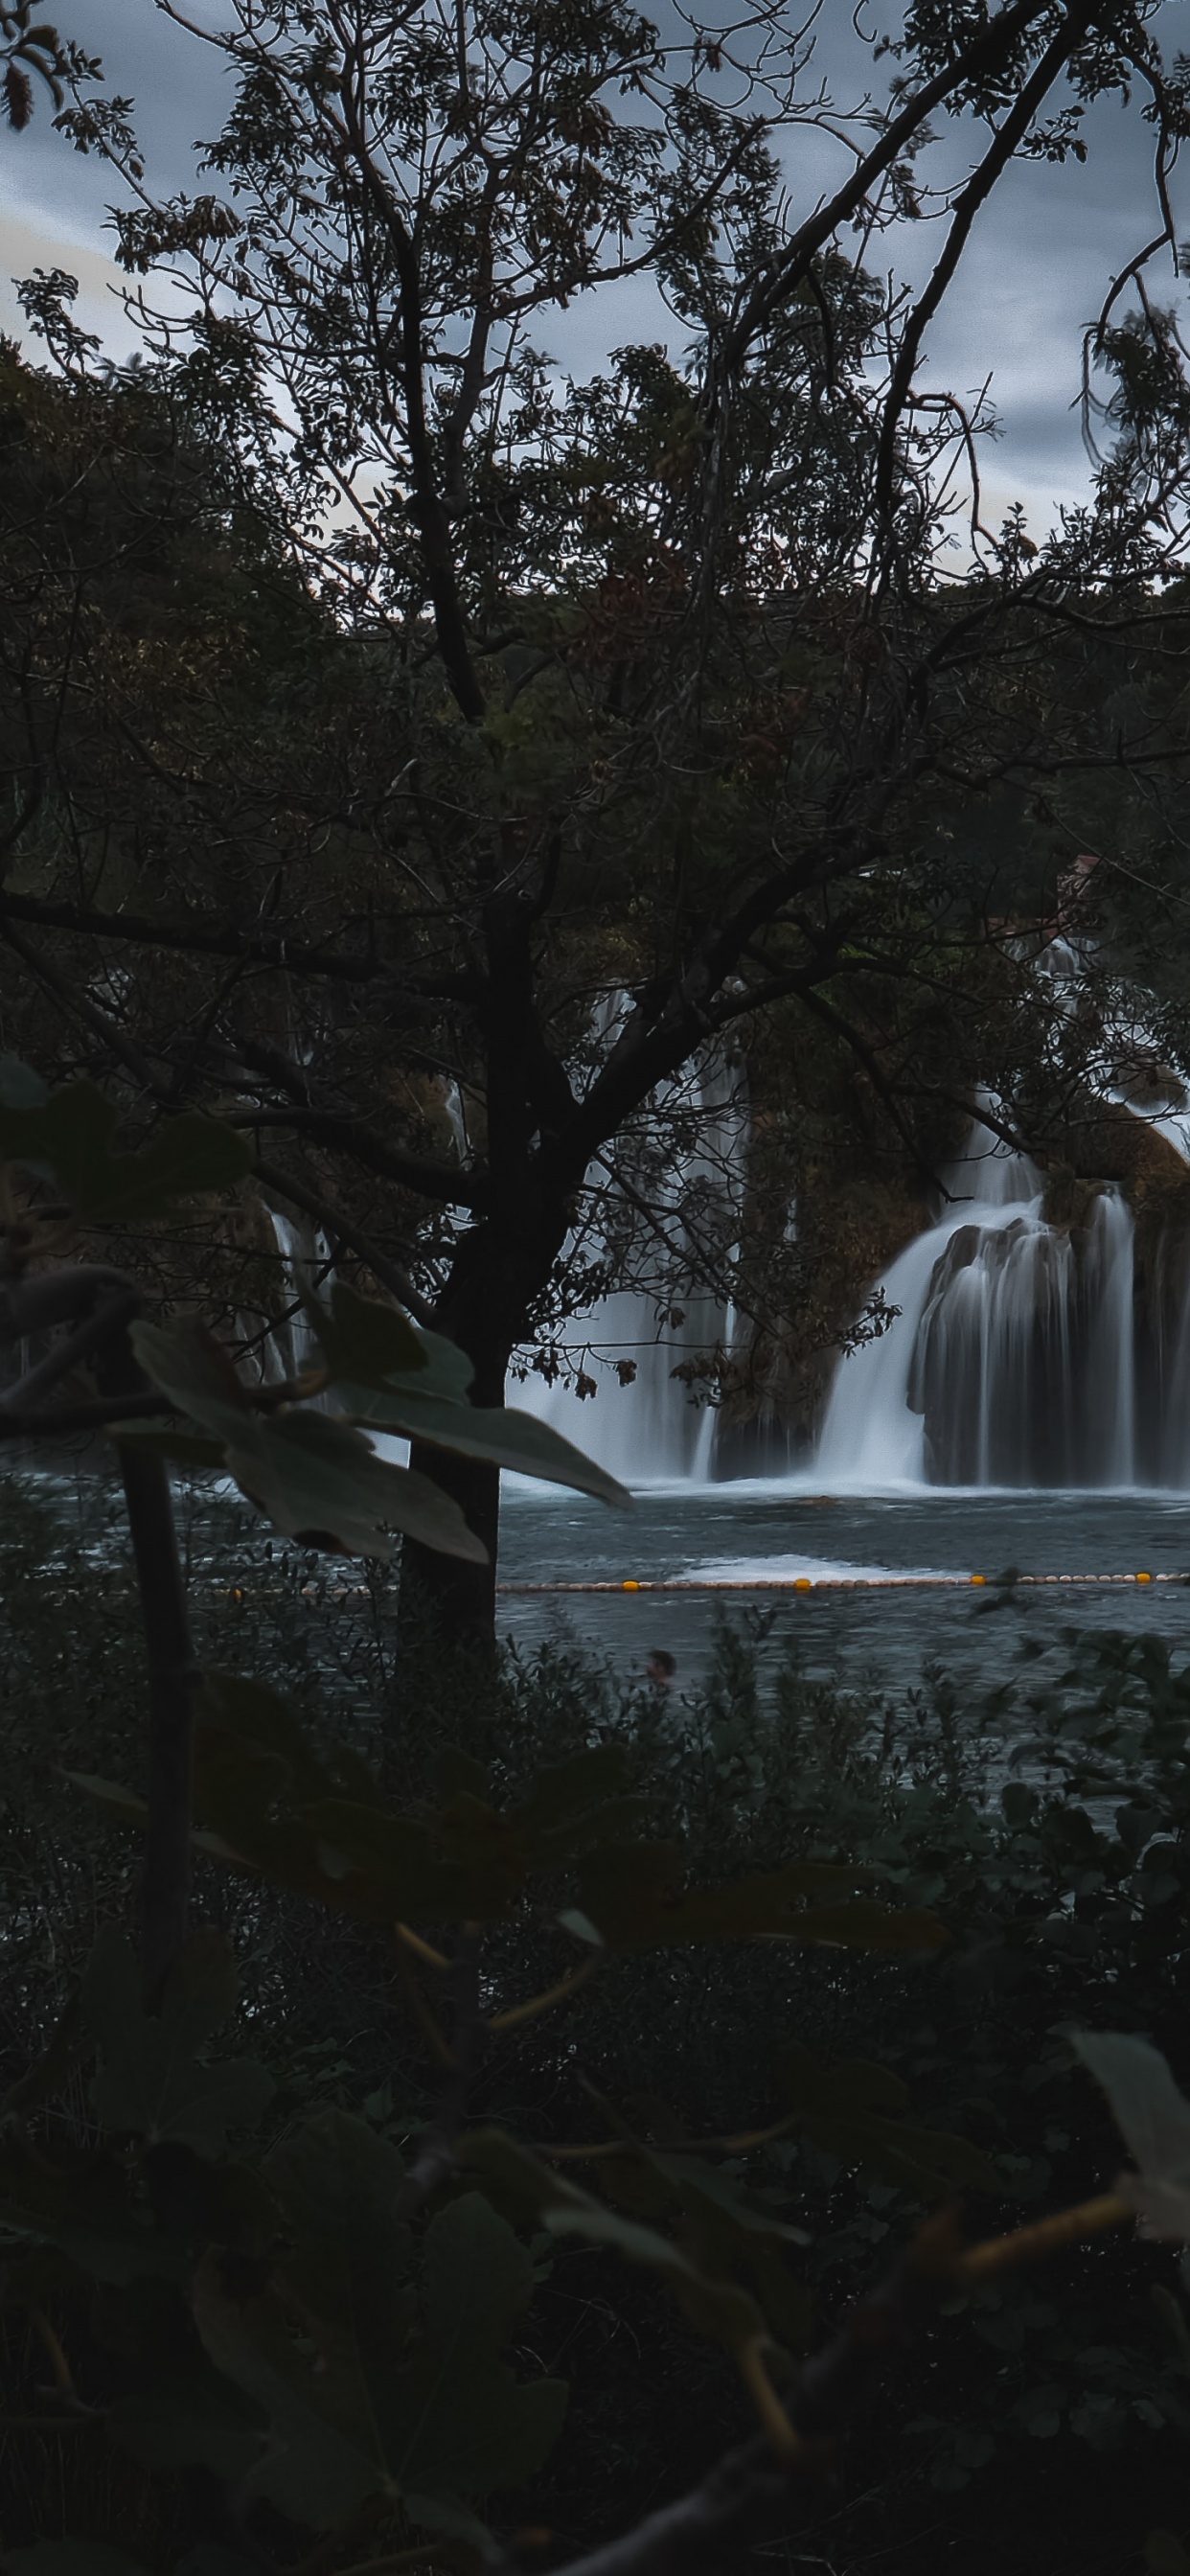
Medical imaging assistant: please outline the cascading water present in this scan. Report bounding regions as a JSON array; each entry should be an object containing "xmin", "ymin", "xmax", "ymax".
[
  {"xmin": 813, "ymin": 1118, "xmax": 1178, "ymax": 1488},
  {"xmin": 260, "ymin": 1208, "xmax": 332, "ymax": 1383},
  {"xmin": 515, "ymin": 1006, "xmax": 746, "ymax": 1484},
  {"xmin": 255, "ymin": 1047, "xmax": 1190, "ymax": 1494}
]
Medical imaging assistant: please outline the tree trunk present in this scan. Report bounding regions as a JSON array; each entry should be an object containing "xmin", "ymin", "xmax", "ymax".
[
  {"xmin": 401, "ymin": 1438, "xmax": 500, "ymax": 1650},
  {"xmin": 401, "ymin": 882, "xmax": 577, "ymax": 1648},
  {"xmin": 400, "ymin": 1172, "xmax": 571, "ymax": 1646},
  {"xmin": 400, "ymin": 1239, "xmax": 510, "ymax": 1648}
]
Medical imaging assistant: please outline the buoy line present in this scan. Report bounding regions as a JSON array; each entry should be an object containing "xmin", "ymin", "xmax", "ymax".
[{"xmin": 496, "ymin": 1572, "xmax": 1179, "ymax": 1593}]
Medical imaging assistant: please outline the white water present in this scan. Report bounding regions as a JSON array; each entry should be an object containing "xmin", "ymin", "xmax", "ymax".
[
  {"xmin": 816, "ymin": 1128, "xmax": 1031, "ymax": 1485},
  {"xmin": 514, "ymin": 1007, "xmax": 747, "ymax": 1483},
  {"xmin": 681, "ymin": 1550, "xmax": 961, "ymax": 1585},
  {"xmin": 259, "ymin": 1053, "xmax": 1190, "ymax": 1494},
  {"xmin": 513, "ymin": 1100, "xmax": 1190, "ymax": 1494},
  {"xmin": 814, "ymin": 1119, "xmax": 1189, "ymax": 1490},
  {"xmin": 261, "ymin": 1208, "xmax": 332, "ymax": 1383}
]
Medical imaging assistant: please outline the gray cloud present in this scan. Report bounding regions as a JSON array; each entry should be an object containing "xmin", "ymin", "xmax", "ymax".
[
  {"xmin": 11, "ymin": 0, "xmax": 226, "ymax": 230},
  {"xmin": 3, "ymin": 0, "xmax": 1188, "ymax": 533}
]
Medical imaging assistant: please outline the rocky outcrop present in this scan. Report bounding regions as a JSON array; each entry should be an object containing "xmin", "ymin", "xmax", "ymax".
[
  {"xmin": 1040, "ymin": 1102, "xmax": 1190, "ymax": 1315},
  {"xmin": 1042, "ymin": 1097, "xmax": 1190, "ymax": 1221}
]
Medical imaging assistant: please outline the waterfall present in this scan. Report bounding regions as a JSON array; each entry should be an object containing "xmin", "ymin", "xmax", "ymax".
[
  {"xmin": 514, "ymin": 1008, "xmax": 746, "ymax": 1485},
  {"xmin": 260, "ymin": 1208, "xmax": 332, "ymax": 1384},
  {"xmin": 814, "ymin": 1119, "xmax": 1163, "ymax": 1489}
]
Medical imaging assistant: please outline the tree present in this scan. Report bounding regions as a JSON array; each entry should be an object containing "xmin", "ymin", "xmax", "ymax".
[
  {"xmin": 8, "ymin": 0, "xmax": 1190, "ymax": 1636},
  {"xmin": 0, "ymin": 4, "xmax": 93, "ymax": 133}
]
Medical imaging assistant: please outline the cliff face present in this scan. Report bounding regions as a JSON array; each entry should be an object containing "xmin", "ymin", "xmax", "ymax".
[
  {"xmin": 1042, "ymin": 1098, "xmax": 1190, "ymax": 1229},
  {"xmin": 717, "ymin": 1118, "xmax": 934, "ymax": 1461},
  {"xmin": 1039, "ymin": 1101, "xmax": 1190, "ymax": 1363}
]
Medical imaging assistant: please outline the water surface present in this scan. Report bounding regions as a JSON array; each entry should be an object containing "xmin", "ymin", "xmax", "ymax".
[{"xmin": 498, "ymin": 1481, "xmax": 1190, "ymax": 1697}]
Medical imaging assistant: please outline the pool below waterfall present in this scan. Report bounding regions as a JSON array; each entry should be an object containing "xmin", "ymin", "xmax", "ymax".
[{"xmin": 497, "ymin": 1480, "xmax": 1190, "ymax": 1695}]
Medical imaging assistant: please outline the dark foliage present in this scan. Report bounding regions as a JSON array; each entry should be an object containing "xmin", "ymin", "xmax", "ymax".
[{"xmin": 3, "ymin": 1470, "xmax": 1190, "ymax": 2574}]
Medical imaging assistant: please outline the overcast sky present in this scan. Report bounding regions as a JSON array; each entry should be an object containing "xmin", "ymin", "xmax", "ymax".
[{"xmin": 4, "ymin": 0, "xmax": 1189, "ymax": 538}]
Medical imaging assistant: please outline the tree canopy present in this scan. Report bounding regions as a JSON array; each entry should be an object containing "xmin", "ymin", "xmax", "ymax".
[{"xmin": 8, "ymin": 1, "xmax": 1190, "ymax": 1626}]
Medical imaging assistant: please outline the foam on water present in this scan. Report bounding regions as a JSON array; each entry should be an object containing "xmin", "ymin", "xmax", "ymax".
[{"xmin": 679, "ymin": 1551, "xmax": 960, "ymax": 1586}]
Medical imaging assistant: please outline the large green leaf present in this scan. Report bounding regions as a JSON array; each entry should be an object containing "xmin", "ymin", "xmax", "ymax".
[
  {"xmin": 302, "ymin": 1281, "xmax": 629, "ymax": 1506},
  {"xmin": 1148, "ymin": 2537, "xmax": 1190, "ymax": 2576},
  {"xmin": 69, "ymin": 1682, "xmax": 455, "ymax": 1925},
  {"xmin": 0, "ymin": 1989, "xmax": 91, "ymax": 2124},
  {"xmin": 66, "ymin": 1773, "xmax": 150, "ymax": 1831},
  {"xmin": 128, "ymin": 1318, "xmax": 248, "ymax": 1432},
  {"xmin": 75, "ymin": 1681, "xmax": 941, "ymax": 1977},
  {"xmin": 0, "ymin": 2131, "xmax": 187, "ymax": 2288},
  {"xmin": 193, "ymin": 2111, "xmax": 413, "ymax": 2529},
  {"xmin": 0, "ymin": 1078, "xmax": 251, "ymax": 1221},
  {"xmin": 224, "ymin": 1413, "xmax": 490, "ymax": 1561},
  {"xmin": 171, "ymin": 1685, "xmax": 937, "ymax": 1967},
  {"xmin": 0, "ymin": 1056, "xmax": 48, "ymax": 1110},
  {"xmin": 777, "ymin": 2046, "xmax": 1002, "ymax": 2199},
  {"xmin": 406, "ymin": 2192, "xmax": 568, "ymax": 2497},
  {"xmin": 200, "ymin": 1674, "xmax": 379, "ymax": 1806},
  {"xmin": 303, "ymin": 1277, "xmax": 430, "ymax": 1384},
  {"xmin": 109, "ymin": 2366, "xmax": 267, "ymax": 2482},
  {"xmin": 194, "ymin": 2112, "xmax": 564, "ymax": 2532},
  {"xmin": 343, "ymin": 1383, "xmax": 632, "ymax": 1508},
  {"xmin": 1073, "ymin": 2029, "xmax": 1190, "ymax": 2239},
  {"xmin": 306, "ymin": 1281, "xmax": 470, "ymax": 1399},
  {"xmin": 575, "ymin": 1842, "xmax": 947, "ymax": 1953},
  {"xmin": 81, "ymin": 1926, "xmax": 273, "ymax": 2155},
  {"xmin": 459, "ymin": 2128, "xmax": 767, "ymax": 2358},
  {"xmin": 129, "ymin": 1319, "xmax": 487, "ymax": 1561},
  {"xmin": 190, "ymin": 1685, "xmax": 465, "ymax": 1920},
  {"xmin": 187, "ymin": 1685, "xmax": 646, "ymax": 1924},
  {"xmin": 127, "ymin": 1295, "xmax": 626, "ymax": 1552},
  {"xmin": 576, "ymin": 2099, "xmax": 814, "ymax": 2351}
]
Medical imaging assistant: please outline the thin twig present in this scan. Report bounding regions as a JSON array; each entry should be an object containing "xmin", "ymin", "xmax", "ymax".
[
  {"xmin": 256, "ymin": 1157, "xmax": 436, "ymax": 1327},
  {"xmin": 738, "ymin": 2336, "xmax": 804, "ymax": 2463},
  {"xmin": 28, "ymin": 2306, "xmax": 74, "ymax": 2395},
  {"xmin": 489, "ymin": 1952, "xmax": 601, "ymax": 2032},
  {"xmin": 0, "ymin": 1286, "xmax": 137, "ymax": 1415},
  {"xmin": 955, "ymin": 2193, "xmax": 1131, "ymax": 2283},
  {"xmin": 533, "ymin": 2109, "xmax": 802, "ymax": 2161},
  {"xmin": 394, "ymin": 1938, "xmax": 456, "ymax": 2071},
  {"xmin": 395, "ymin": 1920, "xmax": 449, "ymax": 1972},
  {"xmin": 499, "ymin": 2189, "xmax": 1136, "ymax": 2576}
]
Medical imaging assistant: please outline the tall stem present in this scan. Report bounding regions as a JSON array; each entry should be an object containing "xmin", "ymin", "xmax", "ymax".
[{"xmin": 117, "ymin": 1438, "xmax": 196, "ymax": 2009}]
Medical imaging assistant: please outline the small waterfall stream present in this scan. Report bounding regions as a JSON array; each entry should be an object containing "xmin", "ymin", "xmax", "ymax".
[
  {"xmin": 260, "ymin": 1208, "xmax": 332, "ymax": 1384},
  {"xmin": 514, "ymin": 1011, "xmax": 746, "ymax": 1484}
]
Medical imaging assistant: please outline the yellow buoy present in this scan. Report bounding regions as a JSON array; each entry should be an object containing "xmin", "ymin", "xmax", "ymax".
[
  {"xmin": 1136, "ymin": 1571, "xmax": 1153, "ymax": 1583},
  {"xmin": 794, "ymin": 1576, "xmax": 812, "ymax": 1591},
  {"xmin": 622, "ymin": 1579, "xmax": 641, "ymax": 1591},
  {"xmin": 970, "ymin": 1574, "xmax": 985, "ymax": 1585}
]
